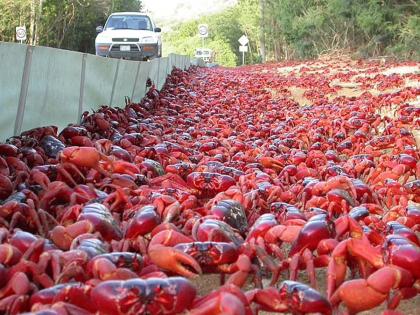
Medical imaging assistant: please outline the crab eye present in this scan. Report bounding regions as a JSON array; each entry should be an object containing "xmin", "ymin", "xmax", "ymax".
[{"xmin": 154, "ymin": 285, "xmax": 162, "ymax": 293}]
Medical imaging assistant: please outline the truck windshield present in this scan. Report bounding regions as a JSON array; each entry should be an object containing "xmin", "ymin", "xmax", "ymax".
[{"xmin": 105, "ymin": 15, "xmax": 152, "ymax": 31}]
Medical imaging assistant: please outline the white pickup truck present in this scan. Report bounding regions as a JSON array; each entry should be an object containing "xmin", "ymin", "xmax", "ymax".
[{"xmin": 95, "ymin": 12, "xmax": 162, "ymax": 61}]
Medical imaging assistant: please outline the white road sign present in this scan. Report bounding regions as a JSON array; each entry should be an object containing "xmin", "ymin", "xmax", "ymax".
[
  {"xmin": 16, "ymin": 26, "xmax": 27, "ymax": 41},
  {"xmin": 238, "ymin": 35, "xmax": 249, "ymax": 46},
  {"xmin": 239, "ymin": 45, "xmax": 248, "ymax": 52},
  {"xmin": 198, "ymin": 24, "xmax": 209, "ymax": 38}
]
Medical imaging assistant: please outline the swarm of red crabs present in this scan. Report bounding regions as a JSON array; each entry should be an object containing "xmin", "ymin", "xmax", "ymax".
[{"xmin": 0, "ymin": 59, "xmax": 419, "ymax": 315}]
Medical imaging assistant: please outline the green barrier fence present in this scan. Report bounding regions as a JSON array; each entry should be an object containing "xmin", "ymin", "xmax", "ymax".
[{"xmin": 0, "ymin": 42, "xmax": 192, "ymax": 141}]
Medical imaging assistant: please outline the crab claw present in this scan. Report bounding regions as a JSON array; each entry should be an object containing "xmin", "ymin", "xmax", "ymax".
[
  {"xmin": 224, "ymin": 254, "xmax": 253, "ymax": 288},
  {"xmin": 330, "ymin": 266, "xmax": 415, "ymax": 313},
  {"xmin": 279, "ymin": 281, "xmax": 332, "ymax": 315},
  {"xmin": 260, "ymin": 156, "xmax": 284, "ymax": 171},
  {"xmin": 191, "ymin": 284, "xmax": 250, "ymax": 315},
  {"xmin": 0, "ymin": 244, "xmax": 22, "ymax": 266},
  {"xmin": 247, "ymin": 281, "xmax": 332, "ymax": 315},
  {"xmin": 148, "ymin": 245, "xmax": 202, "ymax": 278}
]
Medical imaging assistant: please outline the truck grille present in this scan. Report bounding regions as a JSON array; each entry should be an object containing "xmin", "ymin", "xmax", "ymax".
[
  {"xmin": 112, "ymin": 38, "xmax": 139, "ymax": 42},
  {"xmin": 110, "ymin": 44, "xmax": 140, "ymax": 52}
]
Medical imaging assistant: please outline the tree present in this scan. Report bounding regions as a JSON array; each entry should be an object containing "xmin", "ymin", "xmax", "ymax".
[
  {"xmin": 163, "ymin": 0, "xmax": 260, "ymax": 66},
  {"xmin": 0, "ymin": 0, "xmax": 31, "ymax": 42},
  {"xmin": 259, "ymin": 0, "xmax": 266, "ymax": 63},
  {"xmin": 1, "ymin": 0, "xmax": 418, "ymax": 61},
  {"xmin": 0, "ymin": 0, "xmax": 142, "ymax": 53}
]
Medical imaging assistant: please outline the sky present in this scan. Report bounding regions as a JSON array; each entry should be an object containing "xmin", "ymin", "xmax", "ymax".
[{"xmin": 142, "ymin": 0, "xmax": 238, "ymax": 29}]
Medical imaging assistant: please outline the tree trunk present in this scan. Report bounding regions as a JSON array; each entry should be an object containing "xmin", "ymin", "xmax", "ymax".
[
  {"xmin": 29, "ymin": 0, "xmax": 36, "ymax": 44},
  {"xmin": 34, "ymin": 0, "xmax": 43, "ymax": 45},
  {"xmin": 259, "ymin": 0, "xmax": 266, "ymax": 63},
  {"xmin": 282, "ymin": 43, "xmax": 287, "ymax": 61}
]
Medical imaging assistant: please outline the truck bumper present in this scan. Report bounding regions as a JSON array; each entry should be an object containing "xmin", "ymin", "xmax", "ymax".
[{"xmin": 96, "ymin": 43, "xmax": 159, "ymax": 61}]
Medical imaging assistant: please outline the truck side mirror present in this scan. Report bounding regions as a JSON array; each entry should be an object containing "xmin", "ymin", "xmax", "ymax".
[
  {"xmin": 96, "ymin": 26, "xmax": 104, "ymax": 33},
  {"xmin": 154, "ymin": 27, "xmax": 161, "ymax": 33}
]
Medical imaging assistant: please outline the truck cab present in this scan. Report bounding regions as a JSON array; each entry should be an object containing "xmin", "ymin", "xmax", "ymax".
[{"xmin": 95, "ymin": 12, "xmax": 162, "ymax": 61}]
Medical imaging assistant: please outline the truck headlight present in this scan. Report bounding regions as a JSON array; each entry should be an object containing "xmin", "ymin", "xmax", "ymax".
[
  {"xmin": 141, "ymin": 37, "xmax": 155, "ymax": 44},
  {"xmin": 142, "ymin": 45, "xmax": 156, "ymax": 52},
  {"xmin": 96, "ymin": 44, "xmax": 110, "ymax": 53}
]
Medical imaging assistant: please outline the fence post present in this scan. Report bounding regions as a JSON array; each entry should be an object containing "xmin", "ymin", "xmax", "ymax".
[
  {"xmin": 14, "ymin": 45, "xmax": 33, "ymax": 136},
  {"xmin": 156, "ymin": 58, "xmax": 161, "ymax": 90},
  {"xmin": 109, "ymin": 58, "xmax": 121, "ymax": 107},
  {"xmin": 78, "ymin": 53, "xmax": 87, "ymax": 123},
  {"xmin": 131, "ymin": 61, "xmax": 142, "ymax": 101},
  {"xmin": 168, "ymin": 54, "xmax": 175, "ymax": 74}
]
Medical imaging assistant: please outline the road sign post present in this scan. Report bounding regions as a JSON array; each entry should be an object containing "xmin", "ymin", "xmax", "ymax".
[
  {"xmin": 16, "ymin": 26, "xmax": 27, "ymax": 44},
  {"xmin": 239, "ymin": 45, "xmax": 248, "ymax": 65},
  {"xmin": 238, "ymin": 35, "xmax": 249, "ymax": 65},
  {"xmin": 198, "ymin": 24, "xmax": 209, "ymax": 49}
]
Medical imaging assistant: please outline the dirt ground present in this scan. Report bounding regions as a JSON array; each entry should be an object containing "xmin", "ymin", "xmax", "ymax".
[{"xmin": 193, "ymin": 59, "xmax": 420, "ymax": 314}]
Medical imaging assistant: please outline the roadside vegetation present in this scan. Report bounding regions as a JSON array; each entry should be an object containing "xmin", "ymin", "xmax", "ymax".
[
  {"xmin": 0, "ymin": 0, "xmax": 418, "ymax": 66},
  {"xmin": 0, "ymin": 0, "xmax": 142, "ymax": 52},
  {"xmin": 165, "ymin": 0, "xmax": 420, "ymax": 66}
]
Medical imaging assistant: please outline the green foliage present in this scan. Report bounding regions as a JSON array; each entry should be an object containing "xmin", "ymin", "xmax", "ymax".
[
  {"xmin": 0, "ymin": 0, "xmax": 31, "ymax": 42},
  {"xmin": 165, "ymin": 0, "xmax": 419, "ymax": 64},
  {"xmin": 0, "ymin": 0, "xmax": 141, "ymax": 53},
  {"xmin": 163, "ymin": 0, "xmax": 260, "ymax": 66},
  {"xmin": 208, "ymin": 38, "xmax": 238, "ymax": 67},
  {"xmin": 388, "ymin": 15, "xmax": 420, "ymax": 60},
  {"xmin": 1, "ymin": 0, "xmax": 418, "ymax": 63},
  {"xmin": 264, "ymin": 0, "xmax": 420, "ymax": 60}
]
